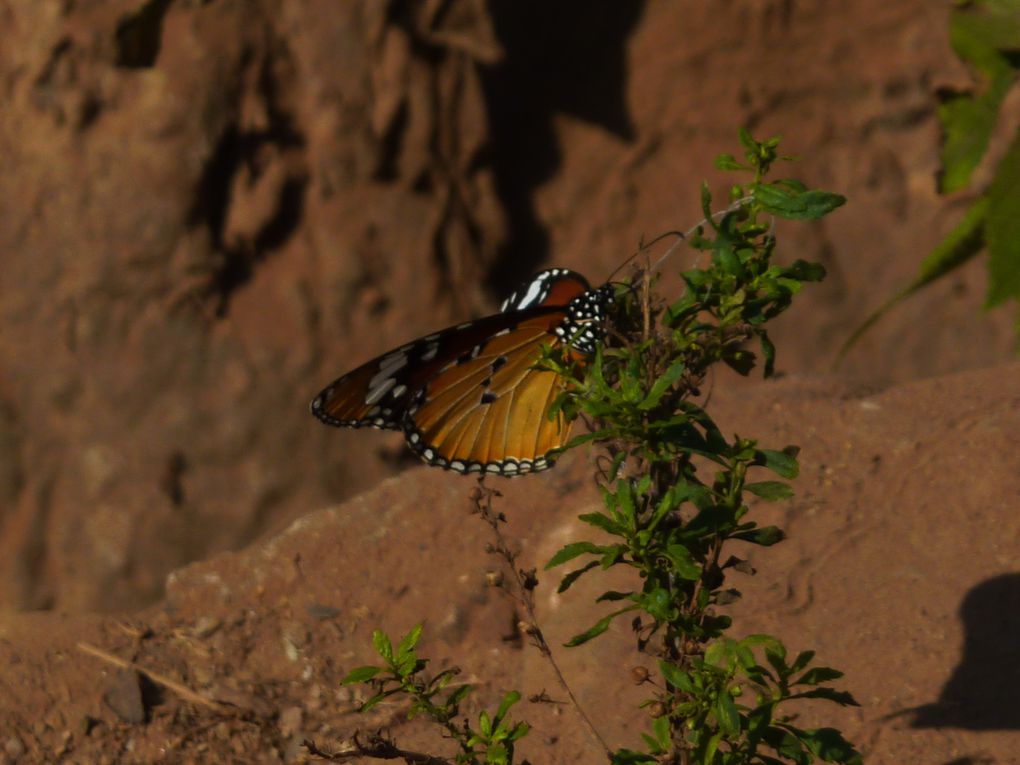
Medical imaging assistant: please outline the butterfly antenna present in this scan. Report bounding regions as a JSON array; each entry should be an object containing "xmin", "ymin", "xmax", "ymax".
[
  {"xmin": 605, "ymin": 230, "xmax": 685, "ymax": 283},
  {"xmin": 644, "ymin": 195, "xmax": 756, "ymax": 275}
]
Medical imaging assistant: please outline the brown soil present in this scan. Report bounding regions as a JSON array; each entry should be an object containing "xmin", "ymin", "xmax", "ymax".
[{"xmin": 1, "ymin": 1, "xmax": 1017, "ymax": 763}]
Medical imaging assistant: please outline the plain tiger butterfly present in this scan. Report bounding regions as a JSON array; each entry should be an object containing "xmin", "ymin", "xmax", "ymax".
[{"xmin": 310, "ymin": 269, "xmax": 615, "ymax": 476}]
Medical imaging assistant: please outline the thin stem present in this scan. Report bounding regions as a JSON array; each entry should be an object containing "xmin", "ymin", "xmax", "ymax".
[{"xmin": 471, "ymin": 485, "xmax": 614, "ymax": 761}]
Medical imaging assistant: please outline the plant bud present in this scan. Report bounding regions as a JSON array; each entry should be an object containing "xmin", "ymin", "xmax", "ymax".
[
  {"xmin": 630, "ymin": 666, "xmax": 650, "ymax": 684},
  {"xmin": 485, "ymin": 571, "xmax": 504, "ymax": 587}
]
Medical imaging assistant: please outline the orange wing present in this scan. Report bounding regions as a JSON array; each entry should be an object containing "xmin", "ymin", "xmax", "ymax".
[{"xmin": 404, "ymin": 314, "xmax": 586, "ymax": 475}]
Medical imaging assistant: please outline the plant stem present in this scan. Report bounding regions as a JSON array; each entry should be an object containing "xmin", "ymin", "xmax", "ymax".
[{"xmin": 471, "ymin": 485, "xmax": 614, "ymax": 761}]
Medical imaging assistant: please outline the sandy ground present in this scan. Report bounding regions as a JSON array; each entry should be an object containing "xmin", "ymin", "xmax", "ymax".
[{"xmin": 1, "ymin": 0, "xmax": 1018, "ymax": 763}]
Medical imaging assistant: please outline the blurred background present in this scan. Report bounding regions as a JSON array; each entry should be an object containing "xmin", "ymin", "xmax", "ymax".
[{"xmin": 0, "ymin": 0, "xmax": 1015, "ymax": 613}]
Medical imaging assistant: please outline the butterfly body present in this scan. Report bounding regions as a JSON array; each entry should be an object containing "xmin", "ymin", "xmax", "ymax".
[{"xmin": 311, "ymin": 269, "xmax": 613, "ymax": 476}]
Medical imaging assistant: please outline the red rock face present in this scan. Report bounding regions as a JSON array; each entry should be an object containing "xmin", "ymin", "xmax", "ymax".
[{"xmin": 0, "ymin": 0, "xmax": 1015, "ymax": 620}]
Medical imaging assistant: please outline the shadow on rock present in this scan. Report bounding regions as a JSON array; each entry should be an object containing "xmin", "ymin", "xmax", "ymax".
[
  {"xmin": 481, "ymin": 0, "xmax": 644, "ymax": 292},
  {"xmin": 913, "ymin": 573, "xmax": 1020, "ymax": 730}
]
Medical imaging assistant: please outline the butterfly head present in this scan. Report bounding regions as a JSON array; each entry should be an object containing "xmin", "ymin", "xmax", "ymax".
[{"xmin": 554, "ymin": 282, "xmax": 615, "ymax": 354}]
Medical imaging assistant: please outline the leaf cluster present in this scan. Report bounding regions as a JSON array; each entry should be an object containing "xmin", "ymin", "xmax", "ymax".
[
  {"xmin": 542, "ymin": 132, "xmax": 859, "ymax": 764},
  {"xmin": 331, "ymin": 131, "xmax": 857, "ymax": 765},
  {"xmin": 841, "ymin": 0, "xmax": 1020, "ymax": 358},
  {"xmin": 342, "ymin": 625, "xmax": 529, "ymax": 765}
]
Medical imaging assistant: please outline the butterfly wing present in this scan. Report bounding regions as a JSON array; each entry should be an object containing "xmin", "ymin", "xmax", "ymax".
[
  {"xmin": 311, "ymin": 268, "xmax": 610, "ymax": 476},
  {"xmin": 309, "ymin": 312, "xmax": 564, "ymax": 430},
  {"xmin": 403, "ymin": 312, "xmax": 588, "ymax": 475}
]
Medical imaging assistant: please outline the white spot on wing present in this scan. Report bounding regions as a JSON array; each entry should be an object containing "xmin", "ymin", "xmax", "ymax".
[{"xmin": 365, "ymin": 377, "xmax": 396, "ymax": 405}]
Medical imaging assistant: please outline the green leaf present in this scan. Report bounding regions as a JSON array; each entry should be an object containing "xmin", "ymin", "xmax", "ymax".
[
  {"xmin": 985, "ymin": 128, "xmax": 1020, "ymax": 308},
  {"xmin": 659, "ymin": 661, "xmax": 695, "ymax": 693},
  {"xmin": 610, "ymin": 749, "xmax": 659, "ymax": 764},
  {"xmin": 715, "ymin": 153, "xmax": 749, "ymax": 171},
  {"xmin": 639, "ymin": 360, "xmax": 687, "ymax": 410},
  {"xmin": 546, "ymin": 541, "xmax": 605, "ymax": 569},
  {"xmin": 790, "ymin": 687, "xmax": 860, "ymax": 707},
  {"xmin": 557, "ymin": 560, "xmax": 600, "ymax": 593},
  {"xmin": 596, "ymin": 590, "xmax": 636, "ymax": 602},
  {"xmin": 494, "ymin": 690, "xmax": 521, "ymax": 723},
  {"xmin": 664, "ymin": 544, "xmax": 703, "ymax": 580},
  {"xmin": 704, "ymin": 731, "xmax": 723, "ymax": 764},
  {"xmin": 447, "ymin": 684, "xmax": 473, "ymax": 708},
  {"xmin": 652, "ymin": 714, "xmax": 671, "ymax": 750},
  {"xmin": 342, "ymin": 665, "xmax": 381, "ymax": 684},
  {"xmin": 396, "ymin": 624, "xmax": 423, "ymax": 662},
  {"xmin": 938, "ymin": 1, "xmax": 1020, "ymax": 193},
  {"xmin": 799, "ymin": 727, "xmax": 864, "ymax": 764},
  {"xmin": 733, "ymin": 525, "xmax": 785, "ymax": 546},
  {"xmin": 753, "ymin": 182, "xmax": 846, "ymax": 220},
  {"xmin": 578, "ymin": 511, "xmax": 624, "ymax": 536},
  {"xmin": 838, "ymin": 194, "xmax": 988, "ymax": 362},
  {"xmin": 565, "ymin": 608, "xmax": 635, "ymax": 647},
  {"xmin": 755, "ymin": 448, "xmax": 799, "ymax": 478},
  {"xmin": 745, "ymin": 481, "xmax": 794, "ymax": 501},
  {"xmin": 372, "ymin": 629, "xmax": 394, "ymax": 663},
  {"xmin": 714, "ymin": 691, "xmax": 741, "ymax": 737},
  {"xmin": 793, "ymin": 666, "xmax": 844, "ymax": 686}
]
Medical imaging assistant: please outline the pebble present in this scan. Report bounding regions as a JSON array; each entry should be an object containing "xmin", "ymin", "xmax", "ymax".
[{"xmin": 4, "ymin": 737, "xmax": 25, "ymax": 758}]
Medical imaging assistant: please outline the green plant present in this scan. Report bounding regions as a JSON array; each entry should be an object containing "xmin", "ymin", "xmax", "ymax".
[
  {"xmin": 839, "ymin": 0, "xmax": 1020, "ymax": 360},
  {"xmin": 306, "ymin": 624, "xmax": 530, "ymax": 764},
  {"xmin": 318, "ymin": 131, "xmax": 859, "ymax": 764}
]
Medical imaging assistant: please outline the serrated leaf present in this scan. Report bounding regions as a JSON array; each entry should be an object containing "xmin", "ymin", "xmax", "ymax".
[
  {"xmin": 342, "ymin": 665, "xmax": 381, "ymax": 684},
  {"xmin": 745, "ymin": 481, "xmax": 794, "ymax": 501},
  {"xmin": 985, "ymin": 128, "xmax": 1020, "ymax": 308}
]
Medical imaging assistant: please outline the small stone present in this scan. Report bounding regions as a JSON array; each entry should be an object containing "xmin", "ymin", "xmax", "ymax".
[
  {"xmin": 103, "ymin": 670, "xmax": 146, "ymax": 724},
  {"xmin": 193, "ymin": 616, "xmax": 221, "ymax": 638},
  {"xmin": 4, "ymin": 737, "xmax": 26, "ymax": 758}
]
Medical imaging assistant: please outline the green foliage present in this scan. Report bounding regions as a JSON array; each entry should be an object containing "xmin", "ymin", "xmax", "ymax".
[
  {"xmin": 341, "ymin": 624, "xmax": 529, "ymax": 764},
  {"xmin": 841, "ymin": 0, "xmax": 1020, "ymax": 360},
  {"xmin": 542, "ymin": 131, "xmax": 859, "ymax": 764},
  {"xmin": 335, "ymin": 131, "xmax": 857, "ymax": 764}
]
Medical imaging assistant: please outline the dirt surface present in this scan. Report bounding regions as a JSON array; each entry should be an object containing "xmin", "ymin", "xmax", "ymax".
[
  {"xmin": 1, "ymin": 0, "xmax": 1018, "ymax": 763},
  {"xmin": 2, "ymin": 367, "xmax": 1019, "ymax": 764}
]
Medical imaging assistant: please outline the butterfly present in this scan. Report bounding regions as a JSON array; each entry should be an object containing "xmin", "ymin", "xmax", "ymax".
[{"xmin": 310, "ymin": 268, "xmax": 615, "ymax": 476}]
